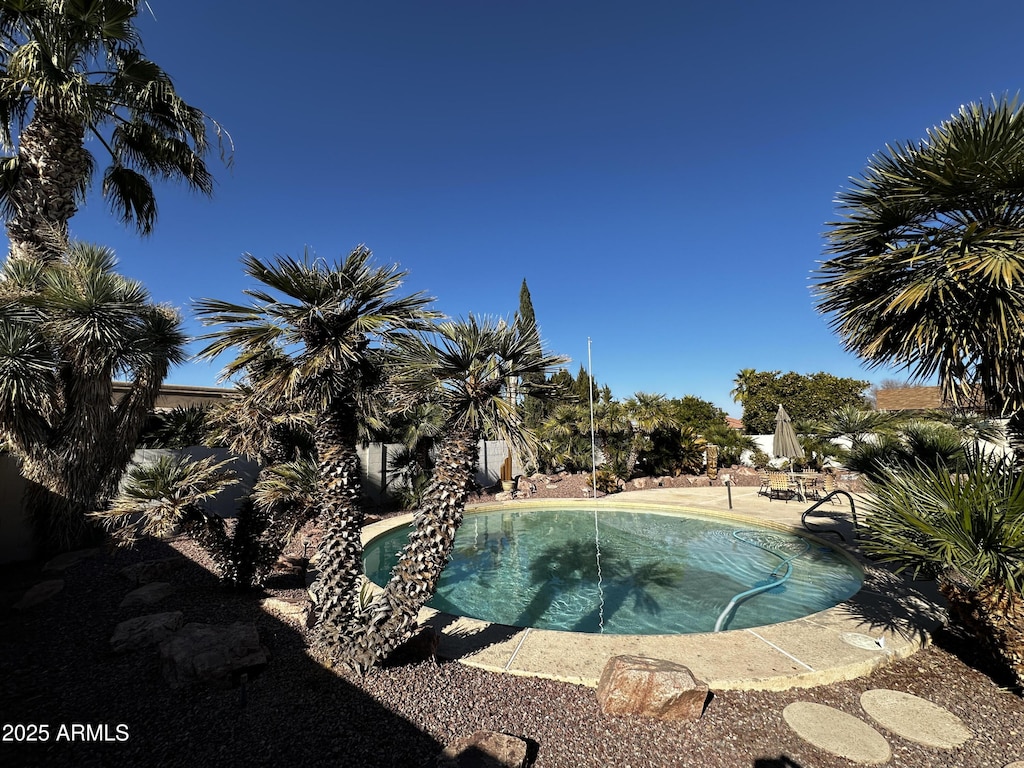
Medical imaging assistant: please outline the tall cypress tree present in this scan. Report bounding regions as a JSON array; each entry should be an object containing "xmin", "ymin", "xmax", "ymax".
[{"xmin": 517, "ymin": 279, "xmax": 548, "ymax": 430}]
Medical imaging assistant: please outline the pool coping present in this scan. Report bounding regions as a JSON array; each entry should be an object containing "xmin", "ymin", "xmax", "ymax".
[{"xmin": 361, "ymin": 493, "xmax": 947, "ymax": 691}]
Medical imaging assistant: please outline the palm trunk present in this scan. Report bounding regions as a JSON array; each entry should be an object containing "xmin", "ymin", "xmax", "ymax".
[
  {"xmin": 1006, "ymin": 411, "xmax": 1024, "ymax": 472},
  {"xmin": 341, "ymin": 427, "xmax": 478, "ymax": 672},
  {"xmin": 311, "ymin": 405, "xmax": 367, "ymax": 660},
  {"xmin": 939, "ymin": 577, "xmax": 1024, "ymax": 689},
  {"xmin": 5, "ymin": 108, "xmax": 90, "ymax": 263},
  {"xmin": 20, "ymin": 365, "xmax": 116, "ymax": 553}
]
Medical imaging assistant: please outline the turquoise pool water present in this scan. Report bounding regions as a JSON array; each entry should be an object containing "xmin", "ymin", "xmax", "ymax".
[{"xmin": 363, "ymin": 507, "xmax": 863, "ymax": 635}]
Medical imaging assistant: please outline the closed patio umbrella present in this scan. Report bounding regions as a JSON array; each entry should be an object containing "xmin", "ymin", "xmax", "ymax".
[{"xmin": 773, "ymin": 404, "xmax": 804, "ymax": 468}]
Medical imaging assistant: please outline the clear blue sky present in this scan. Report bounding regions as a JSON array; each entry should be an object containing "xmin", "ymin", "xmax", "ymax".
[{"xmin": 23, "ymin": 0, "xmax": 1024, "ymax": 417}]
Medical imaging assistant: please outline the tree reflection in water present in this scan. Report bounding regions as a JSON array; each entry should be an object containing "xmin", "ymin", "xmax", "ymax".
[{"xmin": 514, "ymin": 538, "xmax": 683, "ymax": 631}]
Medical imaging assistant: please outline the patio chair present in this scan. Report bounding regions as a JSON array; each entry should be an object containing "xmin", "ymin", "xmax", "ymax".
[
  {"xmin": 767, "ymin": 472, "xmax": 794, "ymax": 502},
  {"xmin": 822, "ymin": 473, "xmax": 840, "ymax": 503},
  {"xmin": 757, "ymin": 472, "xmax": 770, "ymax": 497}
]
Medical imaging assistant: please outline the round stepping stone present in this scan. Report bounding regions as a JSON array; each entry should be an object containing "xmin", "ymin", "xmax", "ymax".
[
  {"xmin": 860, "ymin": 689, "xmax": 971, "ymax": 748},
  {"xmin": 14, "ymin": 579, "xmax": 65, "ymax": 610},
  {"xmin": 43, "ymin": 548, "xmax": 99, "ymax": 573},
  {"xmin": 783, "ymin": 701, "xmax": 891, "ymax": 765}
]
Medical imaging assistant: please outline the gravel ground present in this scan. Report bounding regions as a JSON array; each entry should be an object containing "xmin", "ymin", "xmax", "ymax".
[{"xmin": 2, "ymin": 474, "xmax": 1022, "ymax": 767}]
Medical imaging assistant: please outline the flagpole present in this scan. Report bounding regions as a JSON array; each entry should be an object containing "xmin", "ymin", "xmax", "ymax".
[{"xmin": 588, "ymin": 338, "xmax": 598, "ymax": 498}]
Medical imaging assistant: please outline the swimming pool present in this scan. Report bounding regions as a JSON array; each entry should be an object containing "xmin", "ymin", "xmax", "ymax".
[{"xmin": 363, "ymin": 505, "xmax": 863, "ymax": 634}]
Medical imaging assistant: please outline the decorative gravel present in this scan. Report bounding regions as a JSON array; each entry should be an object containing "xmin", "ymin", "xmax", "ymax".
[{"xmin": 1, "ymin": 480, "xmax": 1021, "ymax": 767}]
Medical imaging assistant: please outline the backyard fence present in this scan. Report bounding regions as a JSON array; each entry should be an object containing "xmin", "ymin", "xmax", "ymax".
[{"xmin": 0, "ymin": 440, "xmax": 521, "ymax": 563}]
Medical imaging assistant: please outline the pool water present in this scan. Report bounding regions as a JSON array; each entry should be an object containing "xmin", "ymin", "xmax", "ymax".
[{"xmin": 363, "ymin": 507, "xmax": 863, "ymax": 635}]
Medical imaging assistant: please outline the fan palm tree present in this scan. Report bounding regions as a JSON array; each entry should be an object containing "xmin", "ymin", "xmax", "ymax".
[
  {"xmin": 730, "ymin": 368, "xmax": 758, "ymax": 406},
  {"xmin": 0, "ymin": 240, "xmax": 185, "ymax": 552},
  {"xmin": 621, "ymin": 392, "xmax": 680, "ymax": 479},
  {"xmin": 815, "ymin": 95, "xmax": 1024, "ymax": 462},
  {"xmin": 91, "ymin": 452, "xmax": 237, "ymax": 571},
  {"xmin": 845, "ymin": 420, "xmax": 966, "ymax": 482},
  {"xmin": 859, "ymin": 451, "xmax": 1024, "ymax": 688},
  {"xmin": 0, "ymin": 0, "xmax": 227, "ymax": 262},
  {"xmin": 816, "ymin": 404, "xmax": 899, "ymax": 449},
  {"xmin": 537, "ymin": 402, "xmax": 591, "ymax": 472},
  {"xmin": 340, "ymin": 315, "xmax": 567, "ymax": 671},
  {"xmin": 194, "ymin": 246, "xmax": 437, "ymax": 643}
]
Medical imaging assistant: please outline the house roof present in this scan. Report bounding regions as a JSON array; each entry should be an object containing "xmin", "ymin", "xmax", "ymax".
[{"xmin": 112, "ymin": 382, "xmax": 236, "ymax": 411}]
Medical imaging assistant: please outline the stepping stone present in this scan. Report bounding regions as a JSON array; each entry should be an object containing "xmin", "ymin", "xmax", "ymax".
[
  {"xmin": 110, "ymin": 612, "xmax": 185, "ymax": 653},
  {"xmin": 860, "ymin": 689, "xmax": 972, "ymax": 748},
  {"xmin": 260, "ymin": 596, "xmax": 309, "ymax": 624},
  {"xmin": 120, "ymin": 557, "xmax": 184, "ymax": 586},
  {"xmin": 120, "ymin": 581, "xmax": 175, "ymax": 609},
  {"xmin": 783, "ymin": 701, "xmax": 891, "ymax": 765},
  {"xmin": 43, "ymin": 548, "xmax": 99, "ymax": 573},
  {"xmin": 440, "ymin": 730, "xmax": 528, "ymax": 768},
  {"xmin": 14, "ymin": 580, "xmax": 65, "ymax": 610}
]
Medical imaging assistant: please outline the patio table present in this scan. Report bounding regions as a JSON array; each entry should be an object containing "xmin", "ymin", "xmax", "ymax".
[{"xmin": 789, "ymin": 473, "xmax": 821, "ymax": 502}]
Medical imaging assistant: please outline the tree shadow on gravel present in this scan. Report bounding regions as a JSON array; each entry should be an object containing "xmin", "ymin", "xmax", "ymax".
[
  {"xmin": 840, "ymin": 559, "xmax": 1023, "ymax": 696},
  {"xmin": 0, "ymin": 537, "xmax": 445, "ymax": 768},
  {"xmin": 929, "ymin": 624, "xmax": 1023, "ymax": 696}
]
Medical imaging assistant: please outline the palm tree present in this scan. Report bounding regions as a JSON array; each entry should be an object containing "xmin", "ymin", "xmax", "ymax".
[
  {"xmin": 845, "ymin": 420, "xmax": 966, "ymax": 482},
  {"xmin": 730, "ymin": 368, "xmax": 758, "ymax": 406},
  {"xmin": 537, "ymin": 403, "xmax": 591, "ymax": 472},
  {"xmin": 815, "ymin": 95, "xmax": 1024, "ymax": 461},
  {"xmin": 0, "ymin": 240, "xmax": 185, "ymax": 552},
  {"xmin": 621, "ymin": 392, "xmax": 680, "ymax": 478},
  {"xmin": 137, "ymin": 404, "xmax": 213, "ymax": 449},
  {"xmin": 816, "ymin": 404, "xmax": 898, "ymax": 450},
  {"xmin": 91, "ymin": 453, "xmax": 237, "ymax": 574},
  {"xmin": 194, "ymin": 246, "xmax": 437, "ymax": 647},
  {"xmin": 0, "ymin": 0, "xmax": 227, "ymax": 262},
  {"xmin": 859, "ymin": 451, "xmax": 1024, "ymax": 688},
  {"xmin": 340, "ymin": 315, "xmax": 567, "ymax": 671}
]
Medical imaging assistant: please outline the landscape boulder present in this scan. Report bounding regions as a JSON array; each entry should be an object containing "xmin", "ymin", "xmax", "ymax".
[
  {"xmin": 110, "ymin": 611, "xmax": 184, "ymax": 653},
  {"xmin": 438, "ymin": 730, "xmax": 529, "ymax": 768},
  {"xmin": 159, "ymin": 622, "xmax": 269, "ymax": 688},
  {"xmin": 596, "ymin": 655, "xmax": 709, "ymax": 721}
]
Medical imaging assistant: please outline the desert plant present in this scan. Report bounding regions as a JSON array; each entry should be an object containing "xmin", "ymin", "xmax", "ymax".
[
  {"xmin": 816, "ymin": 95, "xmax": 1024, "ymax": 463},
  {"xmin": 0, "ymin": 0, "xmax": 227, "ymax": 263},
  {"xmin": 92, "ymin": 453, "xmax": 237, "ymax": 575},
  {"xmin": 749, "ymin": 447, "xmax": 770, "ymax": 469},
  {"xmin": 0, "ymin": 241, "xmax": 185, "ymax": 552},
  {"xmin": 846, "ymin": 421, "xmax": 966, "ymax": 482},
  {"xmin": 859, "ymin": 451, "xmax": 1024, "ymax": 688},
  {"xmin": 195, "ymin": 246, "xmax": 438, "ymax": 645},
  {"xmin": 137, "ymin": 405, "xmax": 213, "ymax": 449},
  {"xmin": 340, "ymin": 315, "xmax": 567, "ymax": 672},
  {"xmin": 594, "ymin": 467, "xmax": 619, "ymax": 494}
]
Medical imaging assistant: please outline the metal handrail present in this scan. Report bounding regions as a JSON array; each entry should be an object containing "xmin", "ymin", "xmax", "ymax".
[{"xmin": 800, "ymin": 491, "xmax": 859, "ymax": 541}]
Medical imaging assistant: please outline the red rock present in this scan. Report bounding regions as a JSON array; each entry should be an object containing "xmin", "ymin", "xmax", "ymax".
[{"xmin": 596, "ymin": 654, "xmax": 709, "ymax": 721}]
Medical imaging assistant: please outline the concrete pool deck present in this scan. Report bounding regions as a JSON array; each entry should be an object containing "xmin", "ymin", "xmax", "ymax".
[{"xmin": 361, "ymin": 485, "xmax": 948, "ymax": 691}]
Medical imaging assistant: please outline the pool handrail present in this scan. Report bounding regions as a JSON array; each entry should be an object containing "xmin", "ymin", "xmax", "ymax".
[{"xmin": 800, "ymin": 491, "xmax": 859, "ymax": 542}]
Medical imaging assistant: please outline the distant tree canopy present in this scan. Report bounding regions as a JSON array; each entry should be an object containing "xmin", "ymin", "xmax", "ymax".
[
  {"xmin": 741, "ymin": 371, "xmax": 870, "ymax": 434},
  {"xmin": 671, "ymin": 395, "xmax": 727, "ymax": 432}
]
